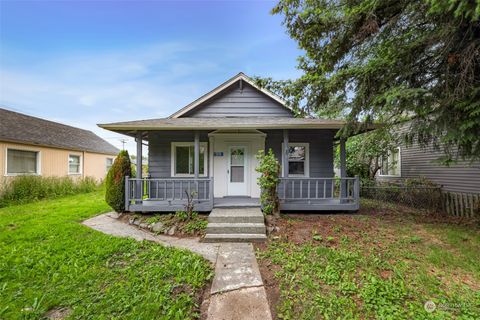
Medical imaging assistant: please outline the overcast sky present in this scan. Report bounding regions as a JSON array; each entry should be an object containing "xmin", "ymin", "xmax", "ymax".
[{"xmin": 0, "ymin": 0, "xmax": 301, "ymax": 155}]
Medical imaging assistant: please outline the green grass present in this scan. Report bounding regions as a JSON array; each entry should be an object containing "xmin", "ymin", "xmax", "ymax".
[
  {"xmin": 0, "ymin": 191, "xmax": 212, "ymax": 319},
  {"xmin": 257, "ymin": 199, "xmax": 480, "ymax": 319}
]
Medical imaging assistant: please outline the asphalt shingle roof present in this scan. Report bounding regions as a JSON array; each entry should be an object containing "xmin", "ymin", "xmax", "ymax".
[
  {"xmin": 0, "ymin": 108, "xmax": 119, "ymax": 155},
  {"xmin": 98, "ymin": 117, "xmax": 346, "ymax": 131}
]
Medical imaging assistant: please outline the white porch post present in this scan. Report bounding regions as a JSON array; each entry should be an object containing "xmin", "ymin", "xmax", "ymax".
[
  {"xmin": 194, "ymin": 131, "xmax": 200, "ymax": 178},
  {"xmin": 136, "ymin": 131, "xmax": 143, "ymax": 202},
  {"xmin": 194, "ymin": 131, "xmax": 200, "ymax": 199},
  {"xmin": 283, "ymin": 129, "xmax": 289, "ymax": 178},
  {"xmin": 340, "ymin": 138, "xmax": 347, "ymax": 200}
]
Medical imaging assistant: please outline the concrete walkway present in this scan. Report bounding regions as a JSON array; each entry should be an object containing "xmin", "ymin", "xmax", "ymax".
[
  {"xmin": 82, "ymin": 213, "xmax": 272, "ymax": 320},
  {"xmin": 83, "ymin": 213, "xmax": 220, "ymax": 263}
]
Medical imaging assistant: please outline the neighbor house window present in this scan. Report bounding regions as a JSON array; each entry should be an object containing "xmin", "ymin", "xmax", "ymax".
[
  {"xmin": 283, "ymin": 143, "xmax": 309, "ymax": 177},
  {"xmin": 6, "ymin": 149, "xmax": 40, "ymax": 175},
  {"xmin": 68, "ymin": 155, "xmax": 81, "ymax": 174},
  {"xmin": 171, "ymin": 142, "xmax": 207, "ymax": 176},
  {"xmin": 380, "ymin": 147, "xmax": 401, "ymax": 176},
  {"xmin": 106, "ymin": 158, "xmax": 113, "ymax": 173}
]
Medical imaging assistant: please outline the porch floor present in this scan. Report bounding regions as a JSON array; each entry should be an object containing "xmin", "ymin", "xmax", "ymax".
[{"xmin": 214, "ymin": 197, "xmax": 260, "ymax": 208}]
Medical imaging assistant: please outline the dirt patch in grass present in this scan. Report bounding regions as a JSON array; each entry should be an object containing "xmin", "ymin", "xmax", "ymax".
[{"xmin": 44, "ymin": 307, "xmax": 72, "ymax": 319}]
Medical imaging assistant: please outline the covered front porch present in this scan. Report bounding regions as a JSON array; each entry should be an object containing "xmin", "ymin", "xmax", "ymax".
[
  {"xmin": 124, "ymin": 128, "xmax": 359, "ymax": 212},
  {"xmin": 124, "ymin": 176, "xmax": 360, "ymax": 212}
]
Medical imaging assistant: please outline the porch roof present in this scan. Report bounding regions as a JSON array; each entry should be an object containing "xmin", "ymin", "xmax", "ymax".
[{"xmin": 98, "ymin": 117, "xmax": 346, "ymax": 134}]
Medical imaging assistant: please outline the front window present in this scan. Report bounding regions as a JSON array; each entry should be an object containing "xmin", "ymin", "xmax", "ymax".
[
  {"xmin": 172, "ymin": 143, "xmax": 207, "ymax": 176},
  {"xmin": 380, "ymin": 148, "xmax": 401, "ymax": 176},
  {"xmin": 106, "ymin": 158, "xmax": 113, "ymax": 173},
  {"xmin": 68, "ymin": 155, "xmax": 81, "ymax": 174},
  {"xmin": 284, "ymin": 143, "xmax": 309, "ymax": 177},
  {"xmin": 6, "ymin": 149, "xmax": 39, "ymax": 175}
]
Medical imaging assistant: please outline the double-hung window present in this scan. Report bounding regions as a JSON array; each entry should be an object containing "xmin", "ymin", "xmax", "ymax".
[
  {"xmin": 106, "ymin": 158, "xmax": 113, "ymax": 173},
  {"xmin": 6, "ymin": 148, "xmax": 40, "ymax": 175},
  {"xmin": 283, "ymin": 143, "xmax": 309, "ymax": 177},
  {"xmin": 171, "ymin": 142, "xmax": 207, "ymax": 177},
  {"xmin": 68, "ymin": 155, "xmax": 81, "ymax": 174},
  {"xmin": 380, "ymin": 147, "xmax": 401, "ymax": 176}
]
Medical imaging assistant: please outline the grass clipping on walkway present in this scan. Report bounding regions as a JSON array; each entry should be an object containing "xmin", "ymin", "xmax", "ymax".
[
  {"xmin": 256, "ymin": 199, "xmax": 480, "ymax": 319},
  {"xmin": 0, "ymin": 191, "xmax": 212, "ymax": 319}
]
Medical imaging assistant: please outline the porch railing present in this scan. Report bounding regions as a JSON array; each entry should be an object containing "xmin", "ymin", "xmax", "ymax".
[
  {"xmin": 278, "ymin": 176, "xmax": 360, "ymax": 204},
  {"xmin": 125, "ymin": 176, "xmax": 213, "ymax": 211}
]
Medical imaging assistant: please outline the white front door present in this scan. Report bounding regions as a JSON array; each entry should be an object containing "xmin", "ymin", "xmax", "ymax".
[{"xmin": 227, "ymin": 146, "xmax": 248, "ymax": 196}]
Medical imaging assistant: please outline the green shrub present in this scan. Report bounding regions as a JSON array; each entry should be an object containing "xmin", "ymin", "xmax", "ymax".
[
  {"xmin": 105, "ymin": 150, "xmax": 132, "ymax": 213},
  {"xmin": 255, "ymin": 149, "xmax": 281, "ymax": 216},
  {"xmin": 0, "ymin": 176, "xmax": 97, "ymax": 207}
]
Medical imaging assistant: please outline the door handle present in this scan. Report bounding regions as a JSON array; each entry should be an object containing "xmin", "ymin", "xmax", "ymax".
[{"xmin": 227, "ymin": 169, "xmax": 230, "ymax": 174}]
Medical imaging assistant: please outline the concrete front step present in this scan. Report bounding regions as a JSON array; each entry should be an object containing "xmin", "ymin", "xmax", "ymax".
[
  {"xmin": 206, "ymin": 222, "xmax": 266, "ymax": 235},
  {"xmin": 205, "ymin": 208, "xmax": 267, "ymax": 242},
  {"xmin": 208, "ymin": 213, "xmax": 265, "ymax": 224},
  {"xmin": 203, "ymin": 233, "xmax": 267, "ymax": 243}
]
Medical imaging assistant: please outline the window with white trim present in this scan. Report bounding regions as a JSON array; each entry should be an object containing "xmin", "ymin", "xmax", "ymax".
[
  {"xmin": 283, "ymin": 143, "xmax": 309, "ymax": 177},
  {"xmin": 68, "ymin": 155, "xmax": 81, "ymax": 174},
  {"xmin": 106, "ymin": 158, "xmax": 113, "ymax": 173},
  {"xmin": 380, "ymin": 147, "xmax": 401, "ymax": 176},
  {"xmin": 171, "ymin": 142, "xmax": 207, "ymax": 176},
  {"xmin": 6, "ymin": 149, "xmax": 40, "ymax": 175}
]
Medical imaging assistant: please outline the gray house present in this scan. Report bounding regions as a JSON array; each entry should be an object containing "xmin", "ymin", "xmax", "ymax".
[
  {"xmin": 377, "ymin": 123, "xmax": 480, "ymax": 194},
  {"xmin": 99, "ymin": 73, "xmax": 359, "ymax": 212}
]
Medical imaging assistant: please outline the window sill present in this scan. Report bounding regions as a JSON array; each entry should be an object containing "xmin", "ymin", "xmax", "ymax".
[
  {"xmin": 68, "ymin": 173, "xmax": 82, "ymax": 176},
  {"xmin": 4, "ymin": 173, "xmax": 41, "ymax": 177},
  {"xmin": 172, "ymin": 175, "xmax": 208, "ymax": 178}
]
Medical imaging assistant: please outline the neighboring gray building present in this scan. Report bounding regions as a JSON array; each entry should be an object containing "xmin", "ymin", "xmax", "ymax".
[{"xmin": 377, "ymin": 123, "xmax": 480, "ymax": 194}]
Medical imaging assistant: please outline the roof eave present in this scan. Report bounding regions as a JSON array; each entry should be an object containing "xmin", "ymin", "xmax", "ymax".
[{"xmin": 98, "ymin": 124, "xmax": 345, "ymax": 131}]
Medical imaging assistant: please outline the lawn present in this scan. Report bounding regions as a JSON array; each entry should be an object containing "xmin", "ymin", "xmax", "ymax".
[
  {"xmin": 256, "ymin": 199, "xmax": 480, "ymax": 319},
  {"xmin": 0, "ymin": 190, "xmax": 212, "ymax": 319}
]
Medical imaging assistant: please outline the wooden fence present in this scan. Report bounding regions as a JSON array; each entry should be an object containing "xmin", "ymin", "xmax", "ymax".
[{"xmin": 442, "ymin": 192, "xmax": 480, "ymax": 218}]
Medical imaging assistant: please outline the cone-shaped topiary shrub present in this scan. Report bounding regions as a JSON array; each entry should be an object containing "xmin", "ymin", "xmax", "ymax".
[{"xmin": 105, "ymin": 150, "xmax": 132, "ymax": 212}]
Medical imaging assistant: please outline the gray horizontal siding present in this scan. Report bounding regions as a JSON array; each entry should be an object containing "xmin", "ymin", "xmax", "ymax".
[
  {"xmin": 148, "ymin": 131, "xmax": 210, "ymax": 178},
  {"xmin": 148, "ymin": 129, "xmax": 337, "ymax": 181},
  {"xmin": 263, "ymin": 129, "xmax": 337, "ymax": 178},
  {"xmin": 377, "ymin": 124, "xmax": 480, "ymax": 193},
  {"xmin": 184, "ymin": 81, "xmax": 293, "ymax": 118}
]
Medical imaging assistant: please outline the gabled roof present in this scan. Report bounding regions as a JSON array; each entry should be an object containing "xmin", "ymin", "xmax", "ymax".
[
  {"xmin": 169, "ymin": 72, "xmax": 292, "ymax": 118},
  {"xmin": 0, "ymin": 108, "xmax": 119, "ymax": 155}
]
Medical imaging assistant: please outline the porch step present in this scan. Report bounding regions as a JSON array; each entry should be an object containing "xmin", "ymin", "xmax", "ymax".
[
  {"xmin": 203, "ymin": 233, "xmax": 267, "ymax": 243},
  {"xmin": 208, "ymin": 209, "xmax": 265, "ymax": 224},
  {"xmin": 206, "ymin": 222, "xmax": 266, "ymax": 235},
  {"xmin": 203, "ymin": 208, "xmax": 267, "ymax": 242}
]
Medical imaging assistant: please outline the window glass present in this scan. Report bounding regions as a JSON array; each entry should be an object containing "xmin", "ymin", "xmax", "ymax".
[
  {"xmin": 230, "ymin": 147, "xmax": 245, "ymax": 182},
  {"xmin": 69, "ymin": 155, "xmax": 81, "ymax": 174},
  {"xmin": 106, "ymin": 158, "xmax": 113, "ymax": 172},
  {"xmin": 174, "ymin": 145, "xmax": 205, "ymax": 175},
  {"xmin": 7, "ymin": 149, "xmax": 38, "ymax": 174},
  {"xmin": 288, "ymin": 145, "xmax": 306, "ymax": 176},
  {"xmin": 175, "ymin": 146, "xmax": 191, "ymax": 174},
  {"xmin": 381, "ymin": 148, "xmax": 400, "ymax": 176}
]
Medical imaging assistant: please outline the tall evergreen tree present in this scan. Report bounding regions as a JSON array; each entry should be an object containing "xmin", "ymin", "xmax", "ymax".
[{"xmin": 257, "ymin": 0, "xmax": 480, "ymax": 163}]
